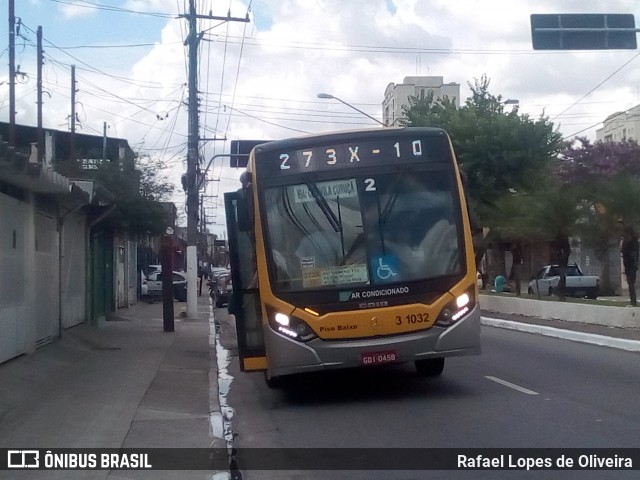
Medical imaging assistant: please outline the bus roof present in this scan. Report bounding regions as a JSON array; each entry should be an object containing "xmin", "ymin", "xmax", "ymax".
[{"xmin": 252, "ymin": 126, "xmax": 448, "ymax": 155}]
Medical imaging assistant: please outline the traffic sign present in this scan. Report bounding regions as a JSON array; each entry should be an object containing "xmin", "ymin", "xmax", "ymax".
[
  {"xmin": 230, "ymin": 140, "xmax": 269, "ymax": 168},
  {"xmin": 531, "ymin": 13, "xmax": 637, "ymax": 50}
]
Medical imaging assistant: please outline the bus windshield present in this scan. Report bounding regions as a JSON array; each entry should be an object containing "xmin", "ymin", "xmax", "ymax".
[{"xmin": 263, "ymin": 166, "xmax": 462, "ymax": 292}]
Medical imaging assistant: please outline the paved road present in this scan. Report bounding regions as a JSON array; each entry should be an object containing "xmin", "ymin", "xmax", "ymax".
[{"xmin": 214, "ymin": 308, "xmax": 640, "ymax": 480}]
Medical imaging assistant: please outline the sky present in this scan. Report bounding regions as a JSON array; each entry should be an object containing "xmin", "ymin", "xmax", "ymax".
[{"xmin": 2, "ymin": 0, "xmax": 640, "ymax": 237}]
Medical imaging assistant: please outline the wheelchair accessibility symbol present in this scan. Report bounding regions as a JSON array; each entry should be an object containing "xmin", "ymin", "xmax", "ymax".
[{"xmin": 371, "ymin": 255, "xmax": 398, "ymax": 282}]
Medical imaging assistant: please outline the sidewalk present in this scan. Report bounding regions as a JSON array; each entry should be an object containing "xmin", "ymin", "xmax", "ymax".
[
  {"xmin": 480, "ymin": 293, "xmax": 640, "ymax": 351},
  {"xmin": 0, "ymin": 294, "xmax": 226, "ymax": 480}
]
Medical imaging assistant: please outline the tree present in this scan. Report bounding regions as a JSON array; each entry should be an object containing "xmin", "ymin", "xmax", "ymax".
[
  {"xmin": 402, "ymin": 75, "xmax": 561, "ymax": 214},
  {"xmin": 93, "ymin": 154, "xmax": 174, "ymax": 237},
  {"xmin": 621, "ymin": 226, "xmax": 639, "ymax": 306},
  {"xmin": 487, "ymin": 180, "xmax": 583, "ymax": 298},
  {"xmin": 401, "ymin": 89, "xmax": 459, "ymax": 130},
  {"xmin": 137, "ymin": 155, "xmax": 175, "ymax": 201},
  {"xmin": 557, "ymin": 138, "xmax": 640, "ymax": 299},
  {"xmin": 402, "ymin": 75, "xmax": 562, "ymax": 277}
]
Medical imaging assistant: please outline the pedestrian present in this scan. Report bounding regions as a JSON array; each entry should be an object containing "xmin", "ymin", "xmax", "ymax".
[
  {"xmin": 621, "ymin": 226, "xmax": 639, "ymax": 307},
  {"xmin": 510, "ymin": 242, "xmax": 524, "ymax": 296}
]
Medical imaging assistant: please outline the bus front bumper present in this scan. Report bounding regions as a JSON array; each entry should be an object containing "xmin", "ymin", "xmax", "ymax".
[{"xmin": 263, "ymin": 304, "xmax": 481, "ymax": 378}]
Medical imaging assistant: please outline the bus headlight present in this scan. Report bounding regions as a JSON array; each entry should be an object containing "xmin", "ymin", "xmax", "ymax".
[
  {"xmin": 268, "ymin": 311, "xmax": 318, "ymax": 342},
  {"xmin": 435, "ymin": 290, "xmax": 475, "ymax": 328}
]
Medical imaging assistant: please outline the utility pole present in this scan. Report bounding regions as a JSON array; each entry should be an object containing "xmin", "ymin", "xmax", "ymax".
[
  {"xmin": 70, "ymin": 65, "xmax": 77, "ymax": 165},
  {"xmin": 102, "ymin": 121, "xmax": 108, "ymax": 161},
  {"xmin": 185, "ymin": 0, "xmax": 200, "ymax": 318},
  {"xmin": 182, "ymin": 0, "xmax": 249, "ymax": 319},
  {"xmin": 8, "ymin": 0, "xmax": 16, "ymax": 146},
  {"xmin": 36, "ymin": 26, "xmax": 44, "ymax": 164}
]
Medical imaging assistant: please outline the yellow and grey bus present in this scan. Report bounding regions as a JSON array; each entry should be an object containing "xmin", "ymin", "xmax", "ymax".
[{"xmin": 224, "ymin": 127, "xmax": 480, "ymax": 387}]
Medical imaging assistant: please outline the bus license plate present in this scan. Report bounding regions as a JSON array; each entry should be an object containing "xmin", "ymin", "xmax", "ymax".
[{"xmin": 361, "ymin": 350, "xmax": 398, "ymax": 366}]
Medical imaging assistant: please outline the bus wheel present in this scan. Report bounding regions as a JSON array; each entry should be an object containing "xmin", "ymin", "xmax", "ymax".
[
  {"xmin": 415, "ymin": 358, "xmax": 445, "ymax": 377},
  {"xmin": 264, "ymin": 371, "xmax": 284, "ymax": 388}
]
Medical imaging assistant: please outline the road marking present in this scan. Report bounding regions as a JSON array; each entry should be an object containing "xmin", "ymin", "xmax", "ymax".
[{"xmin": 485, "ymin": 376, "xmax": 539, "ymax": 396}]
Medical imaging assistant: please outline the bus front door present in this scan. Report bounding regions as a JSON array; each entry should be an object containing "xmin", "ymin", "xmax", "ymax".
[{"xmin": 224, "ymin": 191, "xmax": 266, "ymax": 372}]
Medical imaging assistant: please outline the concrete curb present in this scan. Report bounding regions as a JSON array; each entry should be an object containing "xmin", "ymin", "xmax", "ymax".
[
  {"xmin": 208, "ymin": 302, "xmax": 228, "ymax": 454},
  {"xmin": 482, "ymin": 316, "xmax": 640, "ymax": 352},
  {"xmin": 480, "ymin": 294, "xmax": 640, "ymax": 329}
]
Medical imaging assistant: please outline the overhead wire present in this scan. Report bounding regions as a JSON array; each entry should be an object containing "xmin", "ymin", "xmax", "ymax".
[
  {"xmin": 212, "ymin": 9, "xmax": 232, "ymax": 152},
  {"xmin": 46, "ymin": 0, "xmax": 176, "ymax": 18},
  {"xmin": 18, "ymin": 12, "xmax": 190, "ymax": 167},
  {"xmin": 222, "ymin": 0, "xmax": 252, "ymax": 143},
  {"xmin": 551, "ymin": 52, "xmax": 640, "ymax": 122},
  {"xmin": 204, "ymin": 34, "xmax": 573, "ymax": 56},
  {"xmin": 224, "ymin": 105, "xmax": 311, "ymax": 134},
  {"xmin": 13, "ymin": 2, "xmax": 639, "ymax": 165}
]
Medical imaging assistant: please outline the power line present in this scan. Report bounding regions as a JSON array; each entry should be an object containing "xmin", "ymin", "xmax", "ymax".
[
  {"xmin": 223, "ymin": 105, "xmax": 310, "ymax": 134},
  {"xmin": 551, "ymin": 52, "xmax": 640, "ymax": 122},
  {"xmin": 46, "ymin": 0, "xmax": 176, "ymax": 18},
  {"xmin": 205, "ymin": 34, "xmax": 572, "ymax": 56},
  {"xmin": 41, "ymin": 41, "xmax": 183, "ymax": 50},
  {"xmin": 19, "ymin": 22, "xmax": 182, "ymax": 90},
  {"xmin": 223, "ymin": 0, "xmax": 252, "ymax": 143}
]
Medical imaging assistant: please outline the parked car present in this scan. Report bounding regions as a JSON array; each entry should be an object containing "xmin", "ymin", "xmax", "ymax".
[
  {"xmin": 528, "ymin": 264, "xmax": 599, "ymax": 299},
  {"xmin": 212, "ymin": 273, "xmax": 233, "ymax": 308},
  {"xmin": 146, "ymin": 271, "xmax": 188, "ymax": 302}
]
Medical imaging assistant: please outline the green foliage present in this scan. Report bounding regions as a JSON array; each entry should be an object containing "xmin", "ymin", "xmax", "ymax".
[
  {"xmin": 555, "ymin": 138, "xmax": 640, "ymax": 295},
  {"xmin": 401, "ymin": 75, "xmax": 562, "ymax": 226},
  {"xmin": 401, "ymin": 89, "xmax": 459, "ymax": 129},
  {"xmin": 93, "ymin": 156, "xmax": 173, "ymax": 237},
  {"xmin": 137, "ymin": 155, "xmax": 175, "ymax": 201},
  {"xmin": 557, "ymin": 138, "xmax": 640, "ymax": 246}
]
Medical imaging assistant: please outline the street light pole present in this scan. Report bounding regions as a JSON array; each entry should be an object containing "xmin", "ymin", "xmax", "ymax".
[
  {"xmin": 501, "ymin": 98, "xmax": 519, "ymax": 110},
  {"xmin": 317, "ymin": 93, "xmax": 385, "ymax": 127}
]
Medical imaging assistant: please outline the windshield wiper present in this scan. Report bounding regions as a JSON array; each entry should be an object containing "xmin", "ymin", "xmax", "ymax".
[
  {"xmin": 305, "ymin": 181, "xmax": 342, "ymax": 233},
  {"xmin": 305, "ymin": 180, "xmax": 346, "ymax": 262}
]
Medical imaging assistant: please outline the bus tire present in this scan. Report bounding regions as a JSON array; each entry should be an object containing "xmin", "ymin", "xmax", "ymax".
[
  {"xmin": 415, "ymin": 358, "xmax": 445, "ymax": 377},
  {"xmin": 264, "ymin": 371, "xmax": 285, "ymax": 389}
]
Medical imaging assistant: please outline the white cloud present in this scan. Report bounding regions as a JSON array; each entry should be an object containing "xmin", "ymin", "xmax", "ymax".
[
  {"xmin": 6, "ymin": 0, "xmax": 640, "ymax": 235},
  {"xmin": 56, "ymin": 1, "xmax": 97, "ymax": 19}
]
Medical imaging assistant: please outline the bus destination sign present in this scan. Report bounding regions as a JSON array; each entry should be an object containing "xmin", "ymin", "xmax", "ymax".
[{"xmin": 255, "ymin": 135, "xmax": 450, "ymax": 178}]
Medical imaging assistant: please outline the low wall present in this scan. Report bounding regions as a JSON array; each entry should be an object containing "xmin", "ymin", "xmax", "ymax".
[{"xmin": 480, "ymin": 294, "xmax": 640, "ymax": 329}]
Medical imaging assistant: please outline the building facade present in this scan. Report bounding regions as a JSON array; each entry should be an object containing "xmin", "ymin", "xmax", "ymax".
[
  {"xmin": 382, "ymin": 76, "xmax": 461, "ymax": 127},
  {"xmin": 0, "ymin": 122, "xmax": 144, "ymax": 364},
  {"xmin": 596, "ymin": 105, "xmax": 640, "ymax": 142}
]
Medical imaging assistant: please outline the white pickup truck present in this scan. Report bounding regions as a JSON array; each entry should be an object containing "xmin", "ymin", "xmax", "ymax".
[{"xmin": 528, "ymin": 264, "xmax": 600, "ymax": 299}]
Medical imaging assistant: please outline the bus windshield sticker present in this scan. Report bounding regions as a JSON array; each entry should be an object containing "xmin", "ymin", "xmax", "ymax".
[
  {"xmin": 293, "ymin": 179, "xmax": 358, "ymax": 204},
  {"xmin": 302, "ymin": 264, "xmax": 369, "ymax": 288},
  {"xmin": 300, "ymin": 256, "xmax": 316, "ymax": 269},
  {"xmin": 370, "ymin": 254, "xmax": 399, "ymax": 283}
]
